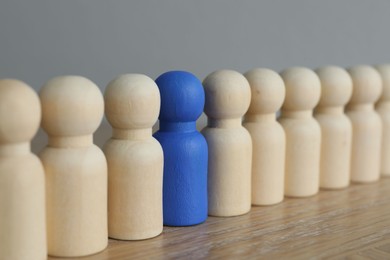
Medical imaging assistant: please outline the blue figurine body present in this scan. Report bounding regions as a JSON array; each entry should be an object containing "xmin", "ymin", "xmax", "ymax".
[{"xmin": 154, "ymin": 71, "xmax": 208, "ymax": 226}]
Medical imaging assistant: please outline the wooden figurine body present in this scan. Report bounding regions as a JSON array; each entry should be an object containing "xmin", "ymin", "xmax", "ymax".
[
  {"xmin": 0, "ymin": 80, "xmax": 46, "ymax": 260},
  {"xmin": 314, "ymin": 67, "xmax": 353, "ymax": 189},
  {"xmin": 346, "ymin": 66, "xmax": 383, "ymax": 183},
  {"xmin": 243, "ymin": 68, "xmax": 285, "ymax": 205},
  {"xmin": 375, "ymin": 64, "xmax": 390, "ymax": 177},
  {"xmin": 202, "ymin": 70, "xmax": 252, "ymax": 216},
  {"xmin": 104, "ymin": 74, "xmax": 163, "ymax": 240},
  {"xmin": 39, "ymin": 76, "xmax": 107, "ymax": 257},
  {"xmin": 279, "ymin": 67, "xmax": 321, "ymax": 197},
  {"xmin": 153, "ymin": 71, "xmax": 208, "ymax": 226}
]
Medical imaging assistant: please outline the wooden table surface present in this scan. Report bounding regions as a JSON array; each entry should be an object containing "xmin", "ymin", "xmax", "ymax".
[{"xmin": 47, "ymin": 177, "xmax": 390, "ymax": 260}]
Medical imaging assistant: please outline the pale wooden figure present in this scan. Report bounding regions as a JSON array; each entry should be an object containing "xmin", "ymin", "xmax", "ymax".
[
  {"xmin": 0, "ymin": 80, "xmax": 46, "ymax": 260},
  {"xmin": 375, "ymin": 64, "xmax": 390, "ymax": 176},
  {"xmin": 243, "ymin": 68, "xmax": 286, "ymax": 205},
  {"xmin": 104, "ymin": 74, "xmax": 163, "ymax": 240},
  {"xmin": 314, "ymin": 67, "xmax": 353, "ymax": 189},
  {"xmin": 346, "ymin": 66, "xmax": 383, "ymax": 183},
  {"xmin": 39, "ymin": 76, "xmax": 107, "ymax": 257},
  {"xmin": 279, "ymin": 67, "xmax": 321, "ymax": 197},
  {"xmin": 202, "ymin": 70, "xmax": 252, "ymax": 217}
]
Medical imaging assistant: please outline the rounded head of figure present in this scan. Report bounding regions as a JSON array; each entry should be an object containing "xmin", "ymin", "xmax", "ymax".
[
  {"xmin": 315, "ymin": 66, "xmax": 353, "ymax": 108},
  {"xmin": 105, "ymin": 74, "xmax": 160, "ymax": 129},
  {"xmin": 39, "ymin": 76, "xmax": 104, "ymax": 136},
  {"xmin": 0, "ymin": 79, "xmax": 41, "ymax": 144},
  {"xmin": 347, "ymin": 65, "xmax": 382, "ymax": 105},
  {"xmin": 244, "ymin": 68, "xmax": 285, "ymax": 115},
  {"xmin": 374, "ymin": 64, "xmax": 390, "ymax": 103},
  {"xmin": 280, "ymin": 67, "xmax": 321, "ymax": 111},
  {"xmin": 202, "ymin": 70, "xmax": 251, "ymax": 119},
  {"xmin": 155, "ymin": 71, "xmax": 204, "ymax": 122}
]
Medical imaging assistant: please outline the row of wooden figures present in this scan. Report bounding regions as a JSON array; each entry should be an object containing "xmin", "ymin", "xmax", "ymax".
[{"xmin": 1, "ymin": 65, "xmax": 389, "ymax": 259}]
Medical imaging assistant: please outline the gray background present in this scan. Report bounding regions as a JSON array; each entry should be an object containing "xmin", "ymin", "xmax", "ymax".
[{"xmin": 1, "ymin": 0, "xmax": 389, "ymax": 151}]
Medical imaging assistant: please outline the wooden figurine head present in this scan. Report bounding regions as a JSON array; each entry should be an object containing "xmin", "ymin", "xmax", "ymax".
[
  {"xmin": 202, "ymin": 70, "xmax": 251, "ymax": 119},
  {"xmin": 375, "ymin": 64, "xmax": 390, "ymax": 103},
  {"xmin": 155, "ymin": 71, "xmax": 204, "ymax": 123},
  {"xmin": 39, "ymin": 76, "xmax": 104, "ymax": 137},
  {"xmin": 347, "ymin": 65, "xmax": 382, "ymax": 106},
  {"xmin": 244, "ymin": 68, "xmax": 285, "ymax": 115},
  {"xmin": 315, "ymin": 66, "xmax": 353, "ymax": 108},
  {"xmin": 105, "ymin": 74, "xmax": 160, "ymax": 130},
  {"xmin": 0, "ymin": 79, "xmax": 41, "ymax": 145},
  {"xmin": 280, "ymin": 67, "xmax": 321, "ymax": 112}
]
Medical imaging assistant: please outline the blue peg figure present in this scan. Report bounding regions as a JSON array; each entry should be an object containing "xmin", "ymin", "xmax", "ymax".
[{"xmin": 154, "ymin": 71, "xmax": 208, "ymax": 226}]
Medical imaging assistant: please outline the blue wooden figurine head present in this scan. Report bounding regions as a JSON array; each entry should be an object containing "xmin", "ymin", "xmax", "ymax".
[{"xmin": 156, "ymin": 71, "xmax": 205, "ymax": 123}]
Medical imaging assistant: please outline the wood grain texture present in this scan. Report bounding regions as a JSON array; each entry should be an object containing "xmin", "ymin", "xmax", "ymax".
[{"xmin": 48, "ymin": 177, "xmax": 390, "ymax": 259}]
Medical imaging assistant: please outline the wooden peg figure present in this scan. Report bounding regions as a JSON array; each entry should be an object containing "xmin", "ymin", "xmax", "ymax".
[
  {"xmin": 153, "ymin": 71, "xmax": 208, "ymax": 226},
  {"xmin": 346, "ymin": 66, "xmax": 383, "ymax": 183},
  {"xmin": 39, "ymin": 76, "xmax": 107, "ymax": 257},
  {"xmin": 279, "ymin": 67, "xmax": 321, "ymax": 197},
  {"xmin": 375, "ymin": 64, "xmax": 390, "ymax": 177},
  {"xmin": 0, "ymin": 80, "xmax": 46, "ymax": 260},
  {"xmin": 314, "ymin": 67, "xmax": 353, "ymax": 189},
  {"xmin": 202, "ymin": 70, "xmax": 252, "ymax": 216},
  {"xmin": 243, "ymin": 68, "xmax": 286, "ymax": 206},
  {"xmin": 104, "ymin": 74, "xmax": 163, "ymax": 240}
]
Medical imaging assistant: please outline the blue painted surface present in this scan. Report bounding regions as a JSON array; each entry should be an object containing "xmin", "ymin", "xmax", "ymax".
[{"xmin": 154, "ymin": 71, "xmax": 208, "ymax": 226}]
